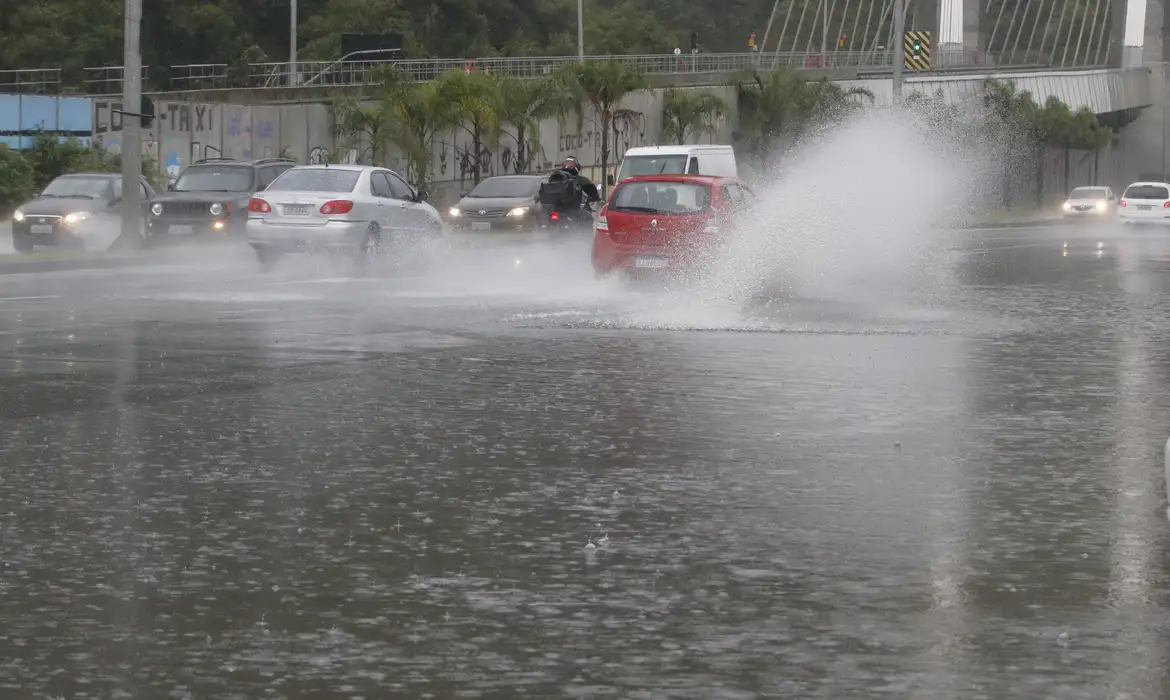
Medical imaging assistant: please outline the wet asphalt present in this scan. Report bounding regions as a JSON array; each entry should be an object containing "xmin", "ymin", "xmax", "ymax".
[{"xmin": 1, "ymin": 222, "xmax": 1169, "ymax": 699}]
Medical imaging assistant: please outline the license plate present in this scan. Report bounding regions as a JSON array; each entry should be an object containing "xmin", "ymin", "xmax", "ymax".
[
  {"xmin": 283, "ymin": 205, "xmax": 311, "ymax": 216},
  {"xmin": 1138, "ymin": 205, "xmax": 1153, "ymax": 211},
  {"xmin": 30, "ymin": 224, "xmax": 52, "ymax": 234},
  {"xmin": 471, "ymin": 222, "xmax": 491, "ymax": 230},
  {"xmin": 635, "ymin": 256, "xmax": 669, "ymax": 269},
  {"xmin": 168, "ymin": 225, "xmax": 194, "ymax": 234}
]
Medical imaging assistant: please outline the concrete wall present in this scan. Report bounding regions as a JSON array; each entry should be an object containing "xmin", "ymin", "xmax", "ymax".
[
  {"xmin": 1115, "ymin": 0, "xmax": 1168, "ymax": 182},
  {"xmin": 90, "ymin": 86, "xmax": 738, "ymax": 205}
]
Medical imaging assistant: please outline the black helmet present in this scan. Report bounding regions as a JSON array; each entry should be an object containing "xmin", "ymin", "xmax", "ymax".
[{"xmin": 561, "ymin": 156, "xmax": 580, "ymax": 174}]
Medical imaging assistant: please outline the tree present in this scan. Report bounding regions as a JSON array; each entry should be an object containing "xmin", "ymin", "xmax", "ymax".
[
  {"xmin": 0, "ymin": 146, "xmax": 35, "ymax": 215},
  {"xmin": 494, "ymin": 74, "xmax": 578, "ymax": 173},
  {"xmin": 564, "ymin": 60, "xmax": 648, "ymax": 196},
  {"xmin": 332, "ymin": 100, "xmax": 394, "ymax": 166},
  {"xmin": 437, "ymin": 70, "xmax": 501, "ymax": 185},
  {"xmin": 734, "ymin": 69, "xmax": 872, "ymax": 165},
  {"xmin": 661, "ymin": 89, "xmax": 728, "ymax": 145}
]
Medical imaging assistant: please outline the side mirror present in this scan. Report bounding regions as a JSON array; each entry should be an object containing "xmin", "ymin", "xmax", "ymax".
[
  {"xmin": 607, "ymin": 174, "xmax": 615, "ymax": 186},
  {"xmin": 167, "ymin": 182, "xmax": 176, "ymax": 191},
  {"xmin": 109, "ymin": 197, "xmax": 121, "ymax": 207},
  {"xmin": 415, "ymin": 189, "xmax": 428, "ymax": 202},
  {"xmin": 459, "ymin": 191, "xmax": 468, "ymax": 198}
]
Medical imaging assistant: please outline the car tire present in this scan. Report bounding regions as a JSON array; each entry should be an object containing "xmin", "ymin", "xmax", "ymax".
[
  {"xmin": 355, "ymin": 225, "xmax": 381, "ymax": 268},
  {"xmin": 12, "ymin": 233, "xmax": 33, "ymax": 253},
  {"xmin": 256, "ymin": 247, "xmax": 281, "ymax": 273}
]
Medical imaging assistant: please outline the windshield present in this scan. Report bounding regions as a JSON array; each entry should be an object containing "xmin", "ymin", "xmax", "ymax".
[
  {"xmin": 1069, "ymin": 188, "xmax": 1106, "ymax": 200},
  {"xmin": 268, "ymin": 169, "xmax": 360, "ymax": 193},
  {"xmin": 618, "ymin": 155, "xmax": 688, "ymax": 179},
  {"xmin": 41, "ymin": 176, "xmax": 112, "ymax": 199},
  {"xmin": 174, "ymin": 165, "xmax": 254, "ymax": 192},
  {"xmin": 611, "ymin": 181, "xmax": 712, "ymax": 214},
  {"xmin": 1123, "ymin": 185, "xmax": 1169, "ymax": 200},
  {"xmin": 468, "ymin": 177, "xmax": 541, "ymax": 198}
]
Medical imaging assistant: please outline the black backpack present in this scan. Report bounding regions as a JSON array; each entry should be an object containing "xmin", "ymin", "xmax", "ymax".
[{"xmin": 539, "ymin": 171, "xmax": 582, "ymax": 207}]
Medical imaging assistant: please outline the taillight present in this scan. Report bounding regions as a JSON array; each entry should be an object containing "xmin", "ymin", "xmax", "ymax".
[
  {"xmin": 248, "ymin": 198, "xmax": 271, "ymax": 213},
  {"xmin": 550, "ymin": 210, "xmax": 560, "ymax": 221},
  {"xmin": 1119, "ymin": 200, "xmax": 1127, "ymax": 207},
  {"xmin": 596, "ymin": 205, "xmax": 608, "ymax": 233},
  {"xmin": 320, "ymin": 200, "xmax": 354, "ymax": 215},
  {"xmin": 704, "ymin": 211, "xmax": 720, "ymax": 234},
  {"xmin": 1163, "ymin": 201, "xmax": 1169, "ymax": 208}
]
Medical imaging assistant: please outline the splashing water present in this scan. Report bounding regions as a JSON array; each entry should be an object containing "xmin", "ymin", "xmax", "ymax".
[{"xmin": 618, "ymin": 107, "xmax": 982, "ymax": 330}]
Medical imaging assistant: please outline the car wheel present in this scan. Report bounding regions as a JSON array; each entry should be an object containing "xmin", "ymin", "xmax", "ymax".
[
  {"xmin": 255, "ymin": 247, "xmax": 281, "ymax": 273},
  {"xmin": 12, "ymin": 233, "xmax": 34, "ymax": 253},
  {"xmin": 355, "ymin": 225, "xmax": 381, "ymax": 267}
]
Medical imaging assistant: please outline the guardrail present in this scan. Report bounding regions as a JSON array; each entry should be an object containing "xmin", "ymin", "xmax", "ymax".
[{"xmin": 3, "ymin": 51, "xmax": 1109, "ymax": 95}]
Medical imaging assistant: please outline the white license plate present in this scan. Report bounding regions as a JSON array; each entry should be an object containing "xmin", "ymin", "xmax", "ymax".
[
  {"xmin": 471, "ymin": 222, "xmax": 491, "ymax": 230},
  {"xmin": 635, "ymin": 256, "xmax": 669, "ymax": 269},
  {"xmin": 283, "ymin": 205, "xmax": 311, "ymax": 216},
  {"xmin": 1138, "ymin": 205, "xmax": 1153, "ymax": 211},
  {"xmin": 169, "ymin": 225, "xmax": 194, "ymax": 234},
  {"xmin": 30, "ymin": 224, "xmax": 53, "ymax": 234}
]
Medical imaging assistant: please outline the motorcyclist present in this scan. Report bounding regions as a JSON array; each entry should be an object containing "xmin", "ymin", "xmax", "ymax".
[{"xmin": 558, "ymin": 156, "xmax": 600, "ymax": 207}]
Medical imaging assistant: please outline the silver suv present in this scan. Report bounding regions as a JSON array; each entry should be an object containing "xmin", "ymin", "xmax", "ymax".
[{"xmin": 245, "ymin": 165, "xmax": 442, "ymax": 271}]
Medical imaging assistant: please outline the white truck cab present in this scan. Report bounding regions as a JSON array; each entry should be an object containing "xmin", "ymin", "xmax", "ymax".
[{"xmin": 610, "ymin": 145, "xmax": 737, "ymax": 187}]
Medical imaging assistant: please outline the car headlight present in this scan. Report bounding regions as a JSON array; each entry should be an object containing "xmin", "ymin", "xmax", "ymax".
[
  {"xmin": 1095, "ymin": 201, "xmax": 1106, "ymax": 211},
  {"xmin": 1062, "ymin": 201, "xmax": 1071, "ymax": 210},
  {"xmin": 448, "ymin": 207, "xmax": 461, "ymax": 217},
  {"xmin": 209, "ymin": 203, "xmax": 224, "ymax": 216},
  {"xmin": 12, "ymin": 210, "xmax": 23, "ymax": 222},
  {"xmin": 507, "ymin": 207, "xmax": 530, "ymax": 217},
  {"xmin": 63, "ymin": 212, "xmax": 89, "ymax": 225},
  {"xmin": 151, "ymin": 203, "xmax": 163, "ymax": 216}
]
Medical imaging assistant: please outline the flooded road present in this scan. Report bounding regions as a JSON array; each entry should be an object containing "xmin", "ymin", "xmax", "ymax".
[{"xmin": 0, "ymin": 225, "xmax": 1168, "ymax": 699}]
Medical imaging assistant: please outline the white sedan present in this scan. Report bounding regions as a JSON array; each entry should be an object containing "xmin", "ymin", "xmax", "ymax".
[
  {"xmin": 246, "ymin": 165, "xmax": 442, "ymax": 271},
  {"xmin": 1061, "ymin": 186, "xmax": 1115, "ymax": 219}
]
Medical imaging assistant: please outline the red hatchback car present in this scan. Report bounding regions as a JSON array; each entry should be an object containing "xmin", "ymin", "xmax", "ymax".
[{"xmin": 591, "ymin": 174, "xmax": 755, "ymax": 277}]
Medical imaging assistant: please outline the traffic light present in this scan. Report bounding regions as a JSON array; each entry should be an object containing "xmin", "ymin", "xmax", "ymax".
[
  {"xmin": 903, "ymin": 30, "xmax": 930, "ymax": 70},
  {"xmin": 912, "ymin": 38, "xmax": 922, "ymax": 55}
]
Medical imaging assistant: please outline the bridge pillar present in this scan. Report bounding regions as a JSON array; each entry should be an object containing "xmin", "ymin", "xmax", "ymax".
[{"xmin": 1115, "ymin": 0, "xmax": 1169, "ymax": 184}]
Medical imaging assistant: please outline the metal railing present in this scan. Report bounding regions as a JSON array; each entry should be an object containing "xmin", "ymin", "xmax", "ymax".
[
  {"xmin": 83, "ymin": 65, "xmax": 150, "ymax": 95},
  {"xmin": 7, "ymin": 51, "xmax": 1110, "ymax": 96},
  {"xmin": 0, "ymin": 68, "xmax": 64, "ymax": 94}
]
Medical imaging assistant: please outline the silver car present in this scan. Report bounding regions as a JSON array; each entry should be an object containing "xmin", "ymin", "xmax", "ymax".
[{"xmin": 245, "ymin": 165, "xmax": 442, "ymax": 270}]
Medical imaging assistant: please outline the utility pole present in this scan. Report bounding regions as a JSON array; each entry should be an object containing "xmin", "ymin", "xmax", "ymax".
[
  {"xmin": 120, "ymin": 0, "xmax": 142, "ymax": 247},
  {"xmin": 577, "ymin": 0, "xmax": 584, "ymax": 60},
  {"xmin": 289, "ymin": 0, "xmax": 298, "ymax": 85},
  {"xmin": 892, "ymin": 0, "xmax": 905, "ymax": 102},
  {"xmin": 821, "ymin": 0, "xmax": 828, "ymax": 56}
]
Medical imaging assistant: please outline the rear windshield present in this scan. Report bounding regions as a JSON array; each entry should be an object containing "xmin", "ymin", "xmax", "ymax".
[
  {"xmin": 1124, "ymin": 185, "xmax": 1169, "ymax": 200},
  {"xmin": 469, "ymin": 177, "xmax": 541, "ymax": 198},
  {"xmin": 619, "ymin": 155, "xmax": 688, "ymax": 178},
  {"xmin": 611, "ymin": 181, "xmax": 712, "ymax": 214},
  {"xmin": 1069, "ymin": 187, "xmax": 1106, "ymax": 199},
  {"xmin": 174, "ymin": 165, "xmax": 254, "ymax": 193},
  {"xmin": 268, "ymin": 168, "xmax": 360, "ymax": 193}
]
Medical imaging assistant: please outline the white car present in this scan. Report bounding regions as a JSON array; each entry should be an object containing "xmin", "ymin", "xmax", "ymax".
[
  {"xmin": 246, "ymin": 165, "xmax": 442, "ymax": 270},
  {"xmin": 1061, "ymin": 186, "xmax": 1115, "ymax": 219},
  {"xmin": 1118, "ymin": 181, "xmax": 1170, "ymax": 225}
]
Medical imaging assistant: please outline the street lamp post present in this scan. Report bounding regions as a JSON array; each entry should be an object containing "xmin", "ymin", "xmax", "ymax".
[
  {"xmin": 892, "ymin": 0, "xmax": 905, "ymax": 102},
  {"xmin": 577, "ymin": 0, "xmax": 584, "ymax": 60},
  {"xmin": 289, "ymin": 0, "xmax": 298, "ymax": 85},
  {"xmin": 120, "ymin": 0, "xmax": 142, "ymax": 245},
  {"xmin": 821, "ymin": 0, "xmax": 828, "ymax": 57}
]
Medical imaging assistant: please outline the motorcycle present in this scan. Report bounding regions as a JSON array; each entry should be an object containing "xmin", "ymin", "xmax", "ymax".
[{"xmin": 542, "ymin": 201, "xmax": 596, "ymax": 233}]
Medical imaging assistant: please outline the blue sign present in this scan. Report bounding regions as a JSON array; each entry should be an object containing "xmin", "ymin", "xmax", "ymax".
[{"xmin": 0, "ymin": 93, "xmax": 94, "ymax": 149}]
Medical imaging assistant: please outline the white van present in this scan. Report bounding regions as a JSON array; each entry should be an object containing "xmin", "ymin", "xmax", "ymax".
[{"xmin": 610, "ymin": 145, "xmax": 737, "ymax": 187}]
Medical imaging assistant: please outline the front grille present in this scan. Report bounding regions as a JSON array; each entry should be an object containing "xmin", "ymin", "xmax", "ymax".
[
  {"xmin": 1074, "ymin": 205, "xmax": 1092, "ymax": 211},
  {"xmin": 24, "ymin": 215, "xmax": 61, "ymax": 225},
  {"xmin": 159, "ymin": 202, "xmax": 212, "ymax": 217},
  {"xmin": 464, "ymin": 208, "xmax": 509, "ymax": 219}
]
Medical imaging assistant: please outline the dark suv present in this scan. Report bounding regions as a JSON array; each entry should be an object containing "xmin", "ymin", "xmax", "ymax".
[{"xmin": 145, "ymin": 157, "xmax": 295, "ymax": 245}]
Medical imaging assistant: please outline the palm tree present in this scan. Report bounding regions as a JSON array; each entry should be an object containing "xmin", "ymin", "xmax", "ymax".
[
  {"xmin": 564, "ymin": 60, "xmax": 648, "ymax": 197},
  {"xmin": 734, "ymin": 69, "xmax": 872, "ymax": 165},
  {"xmin": 436, "ymin": 69, "xmax": 500, "ymax": 185},
  {"xmin": 331, "ymin": 99, "xmax": 393, "ymax": 165},
  {"xmin": 494, "ymin": 74, "xmax": 578, "ymax": 173},
  {"xmin": 661, "ymin": 89, "xmax": 728, "ymax": 145},
  {"xmin": 356, "ymin": 65, "xmax": 450, "ymax": 187}
]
